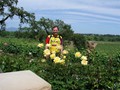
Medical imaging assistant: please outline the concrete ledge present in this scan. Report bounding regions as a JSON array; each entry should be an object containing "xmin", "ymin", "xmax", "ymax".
[{"xmin": 0, "ymin": 70, "xmax": 51, "ymax": 90}]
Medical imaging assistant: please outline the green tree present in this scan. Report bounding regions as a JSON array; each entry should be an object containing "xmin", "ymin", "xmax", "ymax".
[
  {"xmin": 37, "ymin": 17, "xmax": 54, "ymax": 35},
  {"xmin": 59, "ymin": 24, "xmax": 74, "ymax": 40},
  {"xmin": 24, "ymin": 17, "xmax": 74, "ymax": 41},
  {"xmin": 72, "ymin": 34, "xmax": 87, "ymax": 50},
  {"xmin": 0, "ymin": 0, "xmax": 35, "ymax": 30}
]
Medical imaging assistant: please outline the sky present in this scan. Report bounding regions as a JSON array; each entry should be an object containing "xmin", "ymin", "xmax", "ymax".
[{"xmin": 6, "ymin": 0, "xmax": 120, "ymax": 35}]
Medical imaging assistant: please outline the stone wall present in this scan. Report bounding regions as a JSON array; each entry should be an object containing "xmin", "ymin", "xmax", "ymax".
[{"xmin": 0, "ymin": 70, "xmax": 51, "ymax": 90}]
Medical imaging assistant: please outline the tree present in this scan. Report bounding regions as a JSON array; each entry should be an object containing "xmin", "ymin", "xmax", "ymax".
[
  {"xmin": 19, "ymin": 17, "xmax": 74, "ymax": 42},
  {"xmin": 0, "ymin": 0, "xmax": 35, "ymax": 30},
  {"xmin": 38, "ymin": 18, "xmax": 74, "ymax": 37},
  {"xmin": 31, "ymin": 17, "xmax": 74, "ymax": 39},
  {"xmin": 59, "ymin": 24, "xmax": 74, "ymax": 40},
  {"xmin": 37, "ymin": 17, "xmax": 54, "ymax": 35},
  {"xmin": 72, "ymin": 34, "xmax": 87, "ymax": 50}
]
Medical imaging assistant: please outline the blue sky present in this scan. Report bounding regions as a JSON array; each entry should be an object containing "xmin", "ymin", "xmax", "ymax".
[{"xmin": 6, "ymin": 0, "xmax": 120, "ymax": 35}]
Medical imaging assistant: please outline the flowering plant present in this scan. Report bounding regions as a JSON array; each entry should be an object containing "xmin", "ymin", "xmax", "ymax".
[{"xmin": 37, "ymin": 43, "xmax": 88, "ymax": 65}]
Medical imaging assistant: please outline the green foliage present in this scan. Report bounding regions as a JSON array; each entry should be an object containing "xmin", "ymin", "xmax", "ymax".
[
  {"xmin": 20, "ymin": 17, "xmax": 74, "ymax": 41},
  {"xmin": 0, "ymin": 51, "xmax": 119, "ymax": 89},
  {"xmin": 36, "ymin": 30, "xmax": 47, "ymax": 42},
  {"xmin": 59, "ymin": 25, "xmax": 74, "ymax": 40},
  {"xmin": 0, "ymin": 31, "xmax": 14, "ymax": 37},
  {"xmin": 37, "ymin": 17, "xmax": 54, "ymax": 35},
  {"xmin": 0, "ymin": 42, "xmax": 43, "ymax": 57},
  {"xmin": 14, "ymin": 31, "xmax": 36, "ymax": 39},
  {"xmin": 72, "ymin": 34, "xmax": 87, "ymax": 50},
  {"xmin": 84, "ymin": 34, "xmax": 120, "ymax": 42},
  {"xmin": 96, "ymin": 41, "xmax": 120, "ymax": 56},
  {"xmin": 0, "ymin": 37, "xmax": 120, "ymax": 90},
  {"xmin": 0, "ymin": 0, "xmax": 35, "ymax": 30},
  {"xmin": 12, "ymin": 30, "xmax": 47, "ymax": 42}
]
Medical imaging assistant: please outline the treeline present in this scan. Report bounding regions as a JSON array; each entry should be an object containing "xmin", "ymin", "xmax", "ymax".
[
  {"xmin": 83, "ymin": 34, "xmax": 120, "ymax": 42},
  {"xmin": 0, "ymin": 16, "xmax": 120, "ymax": 51},
  {"xmin": 0, "ymin": 30, "xmax": 86, "ymax": 50},
  {"xmin": 0, "ymin": 30, "xmax": 120, "ymax": 51},
  {"xmin": 1, "ymin": 30, "xmax": 120, "ymax": 42}
]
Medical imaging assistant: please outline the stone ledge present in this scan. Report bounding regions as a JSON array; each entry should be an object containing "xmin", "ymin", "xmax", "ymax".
[{"xmin": 0, "ymin": 70, "xmax": 51, "ymax": 90}]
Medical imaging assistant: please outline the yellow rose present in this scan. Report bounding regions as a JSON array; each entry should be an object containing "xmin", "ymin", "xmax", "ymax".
[
  {"xmin": 75, "ymin": 52, "xmax": 81, "ymax": 58},
  {"xmin": 63, "ymin": 56, "xmax": 66, "ymax": 59},
  {"xmin": 81, "ymin": 60, "xmax": 88, "ymax": 65},
  {"xmin": 62, "ymin": 50, "xmax": 68, "ymax": 54},
  {"xmin": 37, "ymin": 43, "xmax": 44, "ymax": 48},
  {"xmin": 53, "ymin": 57, "xmax": 61, "ymax": 63},
  {"xmin": 44, "ymin": 49, "xmax": 50, "ymax": 56},
  {"xmin": 46, "ymin": 44, "xmax": 51, "ymax": 47},
  {"xmin": 41, "ymin": 59, "xmax": 46, "ymax": 63},
  {"xmin": 81, "ymin": 56, "xmax": 87, "ymax": 60},
  {"xmin": 59, "ymin": 59, "xmax": 65, "ymax": 64},
  {"xmin": 50, "ymin": 54, "xmax": 56, "ymax": 59}
]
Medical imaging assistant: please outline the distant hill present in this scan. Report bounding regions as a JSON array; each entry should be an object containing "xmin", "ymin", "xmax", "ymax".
[{"xmin": 6, "ymin": 27, "xmax": 18, "ymax": 31}]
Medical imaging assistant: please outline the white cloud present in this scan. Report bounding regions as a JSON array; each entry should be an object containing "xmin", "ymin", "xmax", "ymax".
[
  {"xmin": 18, "ymin": 0, "xmax": 120, "ymax": 17},
  {"xmin": 66, "ymin": 11, "xmax": 120, "ymax": 23},
  {"xmin": 18, "ymin": 0, "xmax": 72, "ymax": 10},
  {"xmin": 9, "ymin": 0, "xmax": 120, "ymax": 34}
]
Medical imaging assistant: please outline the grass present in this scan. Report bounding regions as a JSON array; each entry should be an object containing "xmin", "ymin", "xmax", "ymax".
[
  {"xmin": 0, "ymin": 37, "xmax": 40, "ymax": 46},
  {"xmin": 0, "ymin": 37, "xmax": 120, "ymax": 56},
  {"xmin": 96, "ymin": 41, "xmax": 120, "ymax": 56}
]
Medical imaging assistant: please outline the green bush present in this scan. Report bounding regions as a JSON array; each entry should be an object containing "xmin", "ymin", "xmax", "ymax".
[
  {"xmin": 14, "ymin": 31, "xmax": 35, "ymax": 39},
  {"xmin": 0, "ymin": 51, "xmax": 120, "ymax": 89},
  {"xmin": 0, "ymin": 38, "xmax": 119, "ymax": 90},
  {"xmin": 0, "ymin": 31, "xmax": 14, "ymax": 37},
  {"xmin": 72, "ymin": 34, "xmax": 87, "ymax": 50},
  {"xmin": 0, "ymin": 42, "xmax": 44, "ymax": 57}
]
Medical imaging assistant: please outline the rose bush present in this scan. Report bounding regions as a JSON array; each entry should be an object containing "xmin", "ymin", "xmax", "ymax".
[{"xmin": 0, "ymin": 40, "xmax": 119, "ymax": 90}]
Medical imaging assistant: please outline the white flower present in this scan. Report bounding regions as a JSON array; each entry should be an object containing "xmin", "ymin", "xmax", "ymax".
[
  {"xmin": 81, "ymin": 56, "xmax": 87, "ymax": 61},
  {"xmin": 41, "ymin": 59, "xmax": 46, "ymax": 63},
  {"xmin": 29, "ymin": 52, "xmax": 32, "ymax": 55},
  {"xmin": 50, "ymin": 54, "xmax": 56, "ymax": 59},
  {"xmin": 60, "ymin": 59, "xmax": 65, "ymax": 64},
  {"xmin": 62, "ymin": 50, "xmax": 68, "ymax": 54},
  {"xmin": 46, "ymin": 44, "xmax": 51, "ymax": 47},
  {"xmin": 53, "ymin": 57, "xmax": 61, "ymax": 63},
  {"xmin": 63, "ymin": 56, "xmax": 66, "ymax": 59},
  {"xmin": 59, "ymin": 59, "xmax": 65, "ymax": 64},
  {"xmin": 81, "ymin": 60, "xmax": 88, "ymax": 65},
  {"xmin": 44, "ymin": 49, "xmax": 51, "ymax": 56},
  {"xmin": 75, "ymin": 52, "xmax": 81, "ymax": 58},
  {"xmin": 29, "ymin": 59, "xmax": 34, "ymax": 63},
  {"xmin": 38, "ymin": 43, "xmax": 44, "ymax": 48}
]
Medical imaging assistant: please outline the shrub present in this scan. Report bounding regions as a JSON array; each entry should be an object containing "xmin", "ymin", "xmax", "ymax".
[
  {"xmin": 72, "ymin": 34, "xmax": 87, "ymax": 50},
  {"xmin": 0, "ymin": 38, "xmax": 119, "ymax": 90},
  {"xmin": 0, "ymin": 31, "xmax": 14, "ymax": 37}
]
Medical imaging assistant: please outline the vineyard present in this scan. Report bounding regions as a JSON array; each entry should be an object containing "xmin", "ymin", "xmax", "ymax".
[
  {"xmin": 96, "ymin": 41, "xmax": 120, "ymax": 55},
  {"xmin": 0, "ymin": 37, "xmax": 120, "ymax": 90}
]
